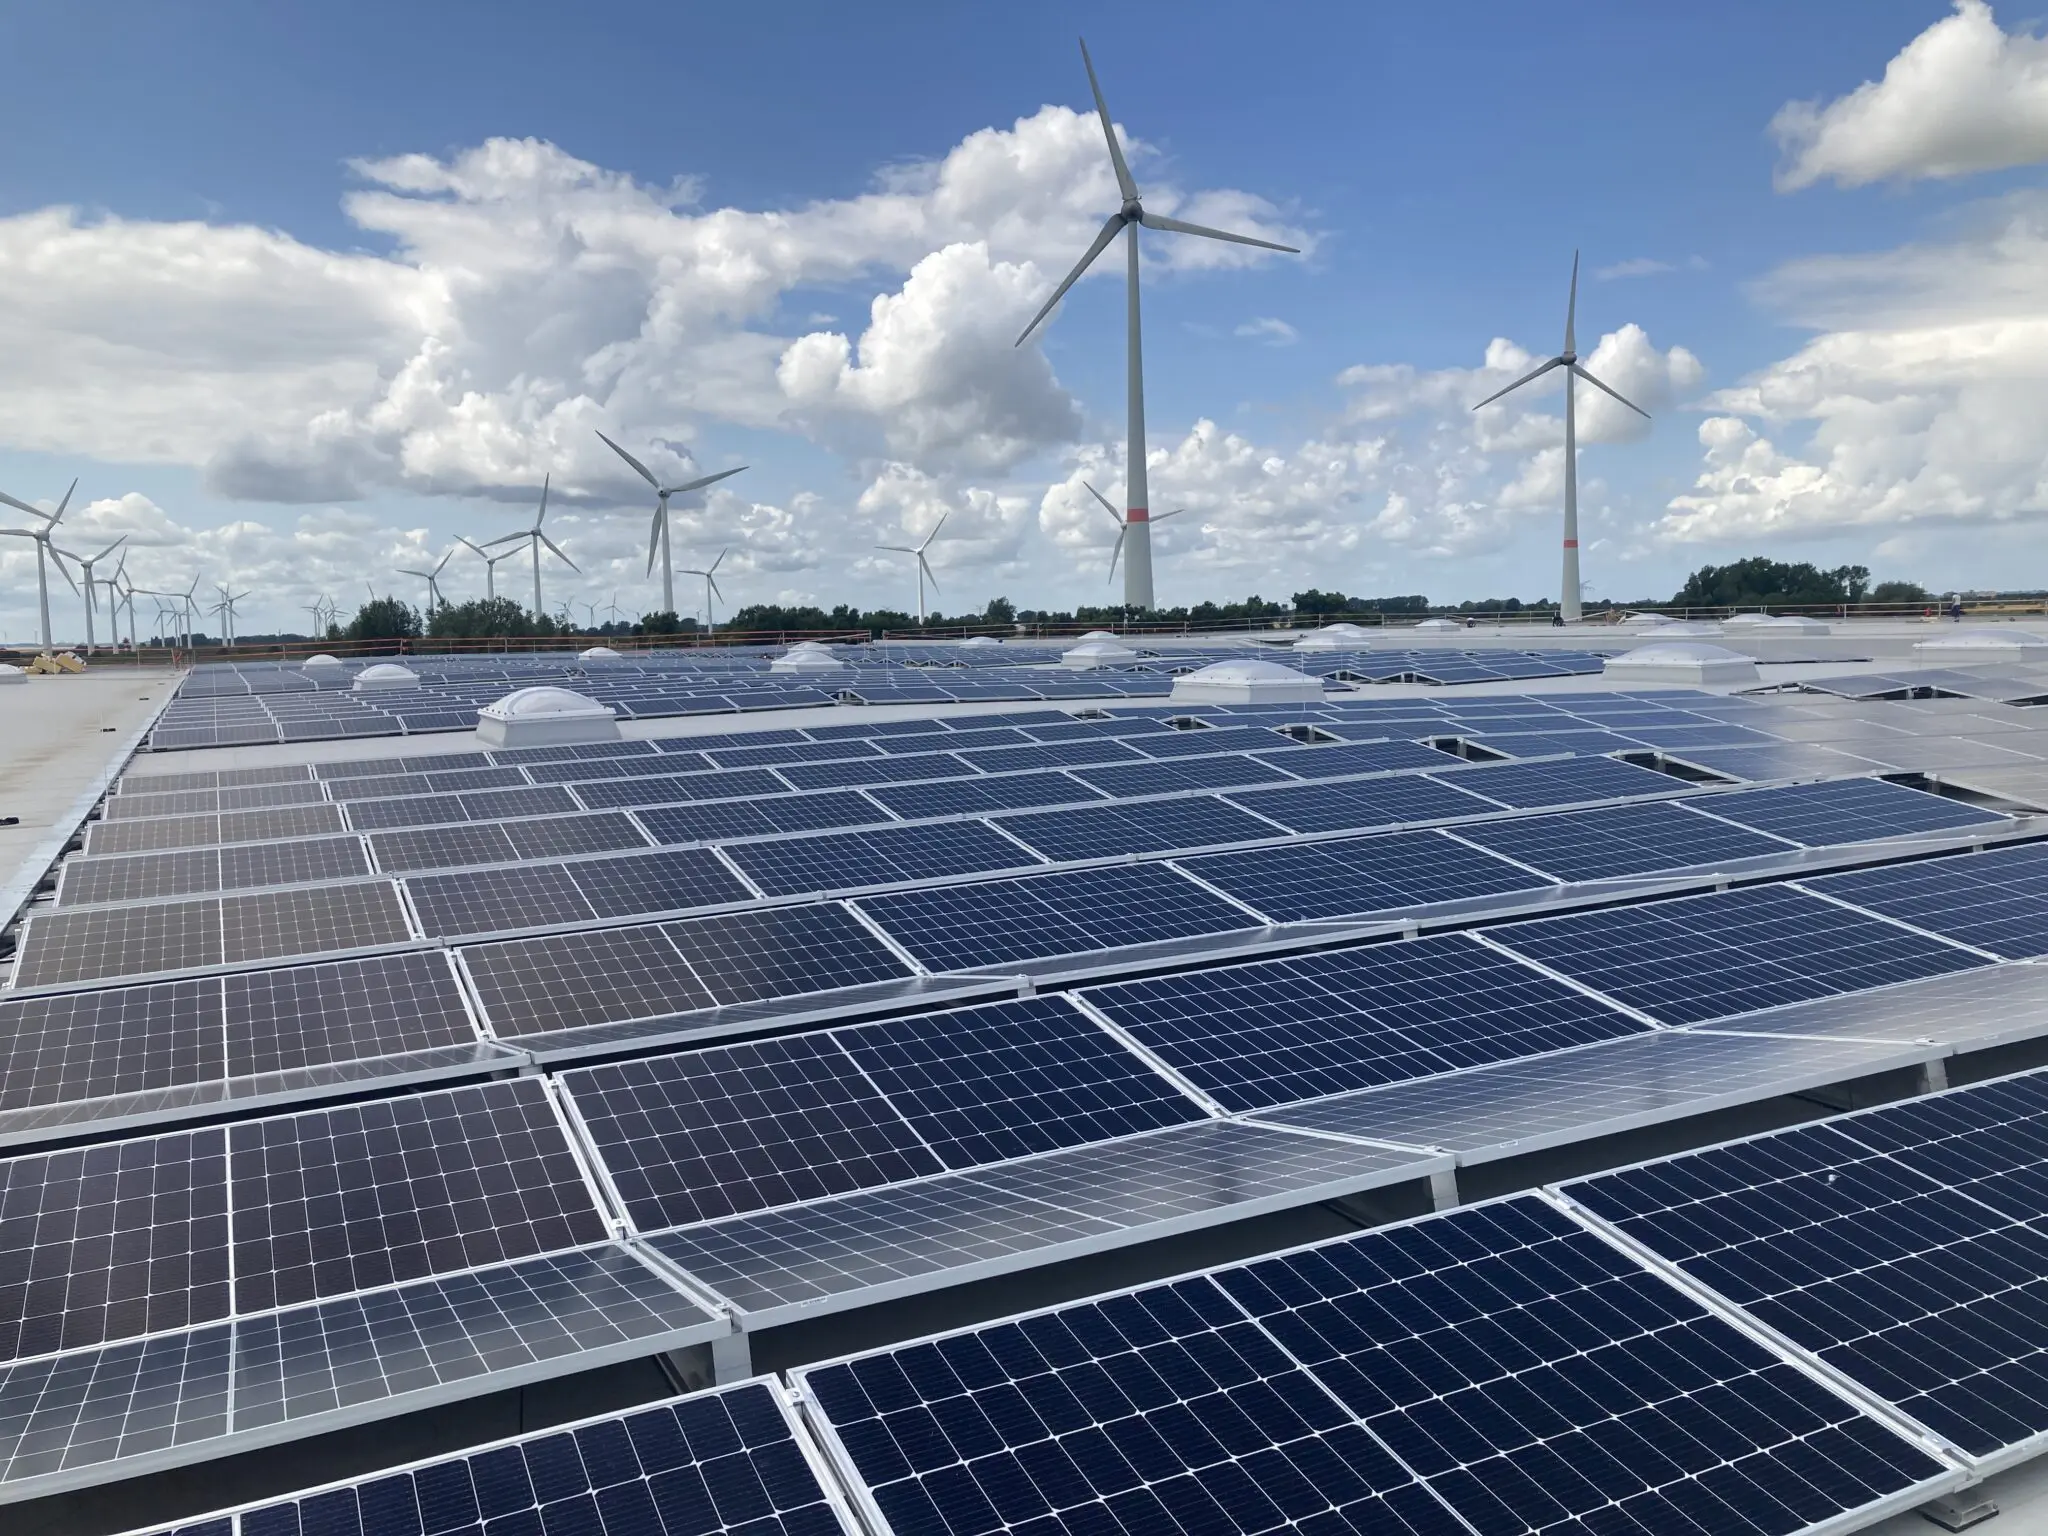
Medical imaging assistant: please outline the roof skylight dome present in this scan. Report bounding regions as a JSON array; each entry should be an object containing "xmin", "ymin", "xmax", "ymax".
[
  {"xmin": 352, "ymin": 662, "xmax": 420, "ymax": 691},
  {"xmin": 1913, "ymin": 626, "xmax": 2048, "ymax": 662},
  {"xmin": 769, "ymin": 648, "xmax": 848, "ymax": 672},
  {"xmin": 475, "ymin": 685, "xmax": 619, "ymax": 747},
  {"xmin": 579, "ymin": 646, "xmax": 623, "ymax": 661},
  {"xmin": 1061, "ymin": 639, "xmax": 1138, "ymax": 669},
  {"xmin": 1412, "ymin": 617, "xmax": 1460, "ymax": 632},
  {"xmin": 1171, "ymin": 657, "xmax": 1322, "ymax": 704},
  {"xmin": 1078, "ymin": 629, "xmax": 1119, "ymax": 641},
  {"xmin": 1755, "ymin": 615, "xmax": 1829, "ymax": 634},
  {"xmin": 1603, "ymin": 641, "xmax": 1759, "ymax": 685},
  {"xmin": 301, "ymin": 653, "xmax": 343, "ymax": 669}
]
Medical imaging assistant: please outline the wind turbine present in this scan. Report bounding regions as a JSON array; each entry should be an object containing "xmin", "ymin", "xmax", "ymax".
[
  {"xmin": 300, "ymin": 599, "xmax": 330, "ymax": 639},
  {"xmin": 679, "ymin": 548, "xmax": 728, "ymax": 629},
  {"xmin": 486, "ymin": 475, "xmax": 578, "ymax": 617},
  {"xmin": 877, "ymin": 514, "xmax": 947, "ymax": 623},
  {"xmin": 0, "ymin": 479, "xmax": 79, "ymax": 652},
  {"xmin": 54, "ymin": 535, "xmax": 126, "ymax": 652},
  {"xmin": 1083, "ymin": 483, "xmax": 1183, "ymax": 586},
  {"xmin": 111, "ymin": 551, "xmax": 138, "ymax": 648},
  {"xmin": 596, "ymin": 432, "xmax": 748, "ymax": 616},
  {"xmin": 1015, "ymin": 40, "xmax": 1298, "ymax": 611},
  {"xmin": 456, "ymin": 535, "xmax": 520, "ymax": 603},
  {"xmin": 211, "ymin": 585, "xmax": 250, "ymax": 646},
  {"xmin": 397, "ymin": 547, "xmax": 455, "ymax": 617},
  {"xmin": 1471, "ymin": 252, "xmax": 1648, "ymax": 625}
]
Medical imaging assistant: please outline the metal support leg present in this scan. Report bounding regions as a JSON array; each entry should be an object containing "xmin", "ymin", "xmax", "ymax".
[
  {"xmin": 1919, "ymin": 1489, "xmax": 1998, "ymax": 1530},
  {"xmin": 711, "ymin": 1330, "xmax": 753, "ymax": 1385},
  {"xmin": 1429, "ymin": 1170, "xmax": 1460, "ymax": 1212},
  {"xmin": 1920, "ymin": 1058, "xmax": 1950, "ymax": 1095}
]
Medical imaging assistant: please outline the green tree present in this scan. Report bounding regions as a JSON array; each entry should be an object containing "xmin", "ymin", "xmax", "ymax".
[
  {"xmin": 1673, "ymin": 559, "xmax": 1872, "ymax": 608},
  {"xmin": 1870, "ymin": 580, "xmax": 1930, "ymax": 605},
  {"xmin": 428, "ymin": 597, "xmax": 538, "ymax": 638},
  {"xmin": 344, "ymin": 597, "xmax": 421, "ymax": 646},
  {"xmin": 982, "ymin": 596, "xmax": 1016, "ymax": 626}
]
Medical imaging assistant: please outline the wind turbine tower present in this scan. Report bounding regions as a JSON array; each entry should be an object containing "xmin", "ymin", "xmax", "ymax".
[
  {"xmin": 877, "ymin": 514, "xmax": 947, "ymax": 623},
  {"xmin": 1471, "ymin": 252, "xmax": 1648, "ymax": 624},
  {"xmin": 596, "ymin": 433, "xmax": 747, "ymax": 616},
  {"xmin": 485, "ymin": 476, "xmax": 578, "ymax": 617},
  {"xmin": 1084, "ymin": 483, "xmax": 1182, "ymax": 585},
  {"xmin": 679, "ymin": 549, "xmax": 728, "ymax": 631},
  {"xmin": 457, "ymin": 536, "xmax": 520, "ymax": 602},
  {"xmin": 57, "ymin": 535, "xmax": 126, "ymax": 652},
  {"xmin": 397, "ymin": 548, "xmax": 455, "ymax": 618},
  {"xmin": 0, "ymin": 479, "xmax": 79, "ymax": 652},
  {"xmin": 1015, "ymin": 40, "xmax": 1298, "ymax": 611}
]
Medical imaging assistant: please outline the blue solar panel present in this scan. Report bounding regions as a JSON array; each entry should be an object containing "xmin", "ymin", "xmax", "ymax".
[
  {"xmin": 1183, "ymin": 828, "xmax": 1541, "ymax": 922},
  {"xmin": 877, "ymin": 726, "xmax": 1033, "ymax": 753},
  {"xmin": 1252, "ymin": 739, "xmax": 1457, "ymax": 776},
  {"xmin": 1225, "ymin": 773, "xmax": 1500, "ymax": 835},
  {"xmin": 996, "ymin": 796, "xmax": 1280, "ymax": 861},
  {"xmin": 856, "ymin": 863, "xmax": 1254, "ymax": 973},
  {"xmin": 1075, "ymin": 754, "xmax": 1298, "ymax": 797},
  {"xmin": 799, "ymin": 1195, "xmax": 1944, "ymax": 1536},
  {"xmin": 217, "ymin": 1382, "xmax": 850, "ymax": 1536},
  {"xmin": 1459, "ymin": 729, "xmax": 1644, "ymax": 758},
  {"xmin": 838, "ymin": 996, "xmax": 1206, "ymax": 1167},
  {"xmin": 1434, "ymin": 756, "xmax": 1682, "ymax": 809},
  {"xmin": 778, "ymin": 753, "xmax": 976, "ymax": 790},
  {"xmin": 707, "ymin": 738, "xmax": 883, "ymax": 769},
  {"xmin": 1449, "ymin": 800, "xmax": 1794, "ymax": 883},
  {"xmin": 1694, "ymin": 777, "xmax": 2008, "ymax": 846},
  {"xmin": 1023, "ymin": 716, "xmax": 1173, "ymax": 742},
  {"xmin": 951, "ymin": 738, "xmax": 1144, "ymax": 775},
  {"xmin": 864, "ymin": 771, "xmax": 1104, "ymax": 819},
  {"xmin": 636, "ymin": 791, "xmax": 886, "ymax": 845},
  {"xmin": 1568, "ymin": 1070, "xmax": 2048, "ymax": 1459},
  {"xmin": 722, "ymin": 821, "xmax": 1034, "ymax": 898},
  {"xmin": 1125, "ymin": 724, "xmax": 1291, "ymax": 758},
  {"xmin": 1084, "ymin": 932, "xmax": 1647, "ymax": 1110},
  {"xmin": 1489, "ymin": 883, "xmax": 1989, "ymax": 1025},
  {"xmin": 1806, "ymin": 840, "xmax": 2048, "ymax": 958},
  {"xmin": 570, "ymin": 847, "xmax": 756, "ymax": 920},
  {"xmin": 574, "ymin": 768, "xmax": 788, "ymax": 808}
]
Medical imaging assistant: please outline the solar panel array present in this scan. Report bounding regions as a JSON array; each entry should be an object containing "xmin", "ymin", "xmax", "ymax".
[{"xmin": 15, "ymin": 676, "xmax": 2048, "ymax": 1517}]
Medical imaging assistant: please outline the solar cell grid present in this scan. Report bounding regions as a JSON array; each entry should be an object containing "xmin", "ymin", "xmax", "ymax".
[
  {"xmin": 636, "ymin": 791, "xmax": 884, "ymax": 845},
  {"xmin": 57, "ymin": 849, "xmax": 222, "ymax": 908},
  {"xmin": 1182, "ymin": 827, "xmax": 1540, "ymax": 923},
  {"xmin": 223, "ymin": 952, "xmax": 476, "ymax": 1077},
  {"xmin": 877, "ymin": 726, "xmax": 1033, "ymax": 753},
  {"xmin": 864, "ymin": 771, "xmax": 1103, "ymax": 820},
  {"xmin": 0, "ymin": 1129, "xmax": 230, "ymax": 1360},
  {"xmin": 1021, "ymin": 716, "xmax": 1172, "ymax": 742},
  {"xmin": 956, "ymin": 738, "xmax": 1147, "ymax": 775},
  {"xmin": 217, "ymin": 836, "xmax": 373, "ymax": 893},
  {"xmin": 1448, "ymin": 799, "xmax": 1795, "ymax": 884},
  {"xmin": 407, "ymin": 862, "xmax": 599, "ymax": 937},
  {"xmin": 1085, "ymin": 934, "xmax": 1647, "ymax": 1110},
  {"xmin": 1696, "ymin": 776, "xmax": 2008, "ymax": 846},
  {"xmin": 227, "ymin": 1078, "xmax": 608, "ymax": 1313},
  {"xmin": 707, "ymin": 738, "xmax": 884, "ymax": 769},
  {"xmin": 856, "ymin": 862, "xmax": 1255, "ymax": 973},
  {"xmin": 1425, "ymin": 755, "xmax": 1680, "ymax": 809},
  {"xmin": 1074, "ymin": 753, "xmax": 1297, "ymax": 797},
  {"xmin": 367, "ymin": 821, "xmax": 520, "ymax": 873},
  {"xmin": 776, "ymin": 753, "xmax": 978, "ymax": 791},
  {"xmin": 0, "ymin": 980, "xmax": 224, "ymax": 1111},
  {"xmin": 995, "ymin": 796, "xmax": 1281, "ymax": 862},
  {"xmin": 11, "ymin": 901, "xmax": 225, "ymax": 987},
  {"xmin": 218, "ymin": 881, "xmax": 412, "ymax": 965},
  {"xmin": 722, "ymin": 820, "xmax": 1034, "ymax": 898},
  {"xmin": 1224, "ymin": 773, "xmax": 1499, "ymax": 836},
  {"xmin": 1250, "ymin": 739, "xmax": 1460, "ymax": 777},
  {"xmin": 662, "ymin": 904, "xmax": 912, "ymax": 1006},
  {"xmin": 1491, "ymin": 882, "xmax": 1989, "ymax": 1025},
  {"xmin": 464, "ymin": 925, "xmax": 719, "ymax": 1038},
  {"xmin": 573, "ymin": 767, "xmax": 789, "ymax": 808},
  {"xmin": 564, "ymin": 1035, "xmax": 942, "ymax": 1230},
  {"xmin": 1807, "ymin": 841, "xmax": 2048, "ymax": 958},
  {"xmin": 502, "ymin": 811, "xmax": 649, "ymax": 862}
]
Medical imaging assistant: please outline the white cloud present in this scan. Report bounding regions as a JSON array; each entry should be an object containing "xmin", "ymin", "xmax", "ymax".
[
  {"xmin": 1234, "ymin": 317, "xmax": 1299, "ymax": 346},
  {"xmin": 1594, "ymin": 256, "xmax": 1706, "ymax": 281},
  {"xmin": 1773, "ymin": 0, "xmax": 2048, "ymax": 190}
]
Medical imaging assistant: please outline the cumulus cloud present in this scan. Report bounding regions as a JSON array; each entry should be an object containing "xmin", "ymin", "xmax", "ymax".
[
  {"xmin": 1774, "ymin": 0, "xmax": 2048, "ymax": 190},
  {"xmin": 1234, "ymin": 317, "xmax": 1299, "ymax": 346}
]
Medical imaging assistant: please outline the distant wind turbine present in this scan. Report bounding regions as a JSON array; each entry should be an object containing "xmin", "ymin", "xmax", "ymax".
[
  {"xmin": 54, "ymin": 535, "xmax": 126, "ymax": 651},
  {"xmin": 110, "ymin": 550, "xmax": 138, "ymax": 648},
  {"xmin": 0, "ymin": 479, "xmax": 79, "ymax": 652},
  {"xmin": 596, "ymin": 432, "xmax": 748, "ymax": 616},
  {"xmin": 1083, "ymin": 482, "xmax": 1182, "ymax": 585},
  {"xmin": 397, "ymin": 547, "xmax": 456, "ymax": 616},
  {"xmin": 1471, "ymin": 252, "xmax": 1648, "ymax": 625},
  {"xmin": 211, "ymin": 585, "xmax": 250, "ymax": 646},
  {"xmin": 485, "ymin": 475, "xmax": 578, "ymax": 617},
  {"xmin": 456, "ymin": 535, "xmax": 521, "ymax": 603},
  {"xmin": 680, "ymin": 548, "xmax": 728, "ymax": 630},
  {"xmin": 1015, "ymin": 39, "xmax": 1298, "ymax": 611},
  {"xmin": 877, "ymin": 514, "xmax": 947, "ymax": 623}
]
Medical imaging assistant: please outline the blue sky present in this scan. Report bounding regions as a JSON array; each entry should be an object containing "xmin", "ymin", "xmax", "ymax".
[{"xmin": 3, "ymin": 0, "xmax": 2045, "ymax": 638}]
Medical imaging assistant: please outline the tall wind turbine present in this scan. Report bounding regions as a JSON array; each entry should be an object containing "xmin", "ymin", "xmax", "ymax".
[
  {"xmin": 680, "ymin": 548, "xmax": 728, "ymax": 629},
  {"xmin": 596, "ymin": 432, "xmax": 748, "ymax": 616},
  {"xmin": 55, "ymin": 535, "xmax": 126, "ymax": 651},
  {"xmin": 0, "ymin": 479, "xmax": 79, "ymax": 652},
  {"xmin": 877, "ymin": 514, "xmax": 947, "ymax": 623},
  {"xmin": 486, "ymin": 475, "xmax": 578, "ymax": 616},
  {"xmin": 397, "ymin": 547, "xmax": 455, "ymax": 617},
  {"xmin": 1471, "ymin": 252, "xmax": 1648, "ymax": 625},
  {"xmin": 456, "ymin": 535, "xmax": 520, "ymax": 603},
  {"xmin": 110, "ymin": 551, "xmax": 138, "ymax": 648},
  {"xmin": 211, "ymin": 586, "xmax": 250, "ymax": 647},
  {"xmin": 1083, "ymin": 483, "xmax": 1183, "ymax": 585},
  {"xmin": 1015, "ymin": 40, "xmax": 1298, "ymax": 611},
  {"xmin": 301, "ymin": 600, "xmax": 328, "ymax": 639}
]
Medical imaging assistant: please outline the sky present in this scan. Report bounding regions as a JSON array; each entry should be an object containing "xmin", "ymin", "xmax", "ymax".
[{"xmin": 5, "ymin": 0, "xmax": 2048, "ymax": 640}]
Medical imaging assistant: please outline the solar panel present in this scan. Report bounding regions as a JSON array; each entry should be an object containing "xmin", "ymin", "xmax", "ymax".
[
  {"xmin": 1073, "ymin": 754, "xmax": 1298, "ymax": 797},
  {"xmin": 1430, "ymin": 756, "xmax": 1681, "ymax": 809},
  {"xmin": 864, "ymin": 771, "xmax": 1104, "ymax": 819},
  {"xmin": 1085, "ymin": 932, "xmax": 1646, "ymax": 1110},
  {"xmin": 57, "ymin": 849, "xmax": 222, "ymax": 907},
  {"xmin": 1566, "ymin": 1071, "xmax": 2048, "ymax": 1458},
  {"xmin": 994, "ymin": 797, "xmax": 1280, "ymax": 861},
  {"xmin": 11, "ymin": 901, "xmax": 226, "ymax": 986},
  {"xmin": 407, "ymin": 862, "xmax": 601, "ymax": 937},
  {"xmin": 218, "ymin": 836, "xmax": 373, "ymax": 892},
  {"xmin": 1224, "ymin": 773, "xmax": 1499, "ymax": 835},
  {"xmin": 661, "ymin": 904, "xmax": 912, "ymax": 1006},
  {"xmin": 797, "ymin": 1195, "xmax": 1945, "ymax": 1536},
  {"xmin": 563, "ymin": 1034, "xmax": 943, "ymax": 1229},
  {"xmin": 368, "ymin": 821, "xmax": 521, "ymax": 872},
  {"xmin": 707, "ymin": 738, "xmax": 884, "ymax": 769},
  {"xmin": 1459, "ymin": 729, "xmax": 1644, "ymax": 758},
  {"xmin": 1692, "ymin": 777, "xmax": 2009, "ymax": 846},
  {"xmin": 881, "ymin": 726, "xmax": 1033, "ymax": 753},
  {"xmin": 571, "ymin": 768, "xmax": 788, "ymax": 809},
  {"xmin": 1448, "ymin": 800, "xmax": 1794, "ymax": 883},
  {"xmin": 568, "ymin": 847, "xmax": 756, "ymax": 920},
  {"xmin": 1124, "ymin": 724, "xmax": 1290, "ymax": 758},
  {"xmin": 1251, "ymin": 739, "xmax": 1456, "ymax": 775},
  {"xmin": 227, "ymin": 1077, "xmax": 608, "ymax": 1312},
  {"xmin": 1488, "ymin": 883, "xmax": 1989, "ymax": 1025},
  {"xmin": 637, "ymin": 791, "xmax": 888, "ymax": 845},
  {"xmin": 855, "ymin": 863, "xmax": 1254, "ymax": 973},
  {"xmin": 721, "ymin": 821, "xmax": 1034, "ymax": 898},
  {"xmin": 463, "ymin": 925, "xmax": 721, "ymax": 1038},
  {"xmin": 959, "ymin": 739, "xmax": 1147, "ymax": 774},
  {"xmin": 223, "ymin": 952, "xmax": 477, "ymax": 1076},
  {"xmin": 1805, "ymin": 840, "xmax": 2048, "ymax": 958},
  {"xmin": 218, "ymin": 881, "xmax": 412, "ymax": 965},
  {"xmin": 0, "ymin": 980, "xmax": 224, "ymax": 1112},
  {"xmin": 1181, "ymin": 827, "xmax": 1540, "ymax": 923},
  {"xmin": 839, "ymin": 996, "xmax": 1205, "ymax": 1167},
  {"xmin": 177, "ymin": 1382, "xmax": 852, "ymax": 1536},
  {"xmin": 502, "ymin": 811, "xmax": 650, "ymax": 861},
  {"xmin": 1023, "ymin": 716, "xmax": 1172, "ymax": 742},
  {"xmin": 0, "ymin": 1128, "xmax": 230, "ymax": 1358},
  {"xmin": 1662, "ymin": 742, "xmax": 1878, "ymax": 782},
  {"xmin": 776, "ymin": 752, "xmax": 976, "ymax": 790}
]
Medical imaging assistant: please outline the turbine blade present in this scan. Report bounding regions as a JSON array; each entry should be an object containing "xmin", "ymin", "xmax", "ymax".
[
  {"xmin": 483, "ymin": 532, "xmax": 527, "ymax": 549},
  {"xmin": 536, "ymin": 472, "xmax": 550, "ymax": 528},
  {"xmin": 52, "ymin": 479, "xmax": 75, "ymax": 522},
  {"xmin": 1571, "ymin": 362, "xmax": 1650, "ymax": 419},
  {"xmin": 456, "ymin": 536, "xmax": 488, "ymax": 556},
  {"xmin": 1136, "ymin": 211, "xmax": 1298, "ymax": 253},
  {"xmin": 1082, "ymin": 481, "xmax": 1125, "ymax": 526},
  {"xmin": 708, "ymin": 575, "xmax": 723, "ymax": 600},
  {"xmin": 1565, "ymin": 249, "xmax": 1580, "ymax": 355},
  {"xmin": 710, "ymin": 547, "xmax": 727, "ymax": 573},
  {"xmin": 597, "ymin": 431, "xmax": 660, "ymax": 490},
  {"xmin": 918, "ymin": 554, "xmax": 939, "ymax": 594},
  {"xmin": 0, "ymin": 489, "xmax": 48, "ymax": 519},
  {"xmin": 1078, "ymin": 38, "xmax": 1139, "ymax": 204},
  {"xmin": 1154, "ymin": 508, "xmax": 1187, "ymax": 521},
  {"xmin": 877, "ymin": 544, "xmax": 914, "ymax": 554},
  {"xmin": 1015, "ymin": 213, "xmax": 1126, "ymax": 346},
  {"xmin": 647, "ymin": 508, "xmax": 663, "ymax": 577},
  {"xmin": 1108, "ymin": 524, "xmax": 1126, "ymax": 581},
  {"xmin": 49, "ymin": 548, "xmax": 79, "ymax": 594},
  {"xmin": 666, "ymin": 466, "xmax": 747, "ymax": 496},
  {"xmin": 920, "ymin": 510, "xmax": 948, "ymax": 551},
  {"xmin": 1470, "ymin": 355, "xmax": 1564, "ymax": 411},
  {"xmin": 540, "ymin": 533, "xmax": 580, "ymax": 572}
]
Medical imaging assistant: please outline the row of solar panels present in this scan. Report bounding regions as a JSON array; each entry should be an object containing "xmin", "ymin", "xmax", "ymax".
[
  {"xmin": 16, "ymin": 768, "xmax": 2007, "ymax": 992},
  {"xmin": 0, "ymin": 778, "xmax": 2028, "ymax": 1159},
  {"xmin": 118, "ymin": 1058, "xmax": 2048, "ymax": 1536}
]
